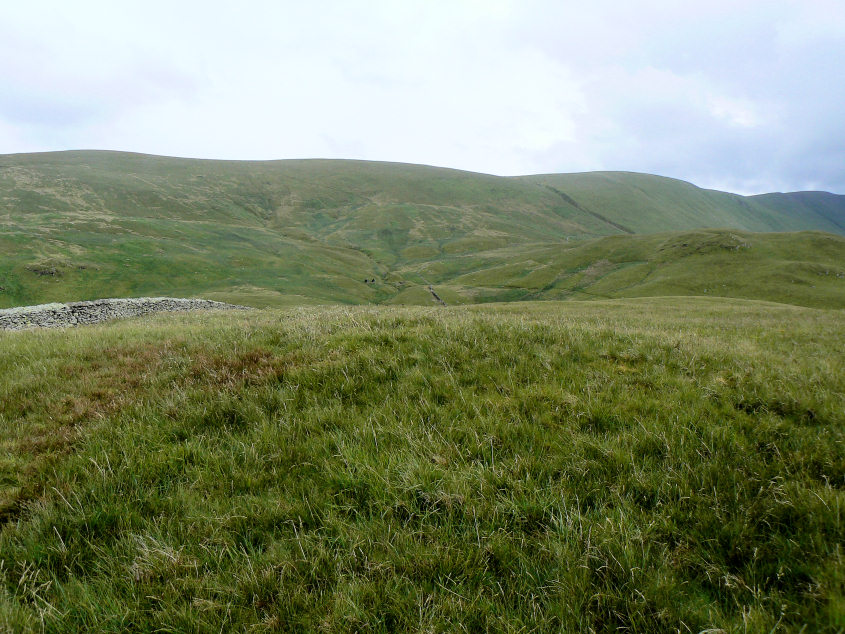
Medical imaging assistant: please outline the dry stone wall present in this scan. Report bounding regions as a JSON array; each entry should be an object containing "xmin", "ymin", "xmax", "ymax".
[{"xmin": 0, "ymin": 297, "xmax": 251, "ymax": 331}]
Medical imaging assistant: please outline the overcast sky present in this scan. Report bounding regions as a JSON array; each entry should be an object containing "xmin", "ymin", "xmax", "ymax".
[{"xmin": 1, "ymin": 0, "xmax": 843, "ymax": 194}]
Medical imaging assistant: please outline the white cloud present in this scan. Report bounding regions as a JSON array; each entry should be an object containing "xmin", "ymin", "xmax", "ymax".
[
  {"xmin": 707, "ymin": 97, "xmax": 768, "ymax": 129},
  {"xmin": 0, "ymin": 0, "xmax": 842, "ymax": 193}
]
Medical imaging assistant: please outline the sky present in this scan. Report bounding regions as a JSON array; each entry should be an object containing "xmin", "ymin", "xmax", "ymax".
[{"xmin": 1, "ymin": 0, "xmax": 843, "ymax": 194}]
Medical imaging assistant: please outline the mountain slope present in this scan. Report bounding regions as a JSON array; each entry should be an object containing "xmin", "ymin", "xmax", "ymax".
[
  {"xmin": 519, "ymin": 171, "xmax": 845, "ymax": 235},
  {"xmin": 1, "ymin": 151, "xmax": 843, "ymax": 309},
  {"xmin": 0, "ymin": 151, "xmax": 607, "ymax": 308},
  {"xmin": 0, "ymin": 150, "xmax": 612, "ymax": 243},
  {"xmin": 751, "ymin": 191, "xmax": 845, "ymax": 234},
  {"xmin": 397, "ymin": 229, "xmax": 845, "ymax": 309}
]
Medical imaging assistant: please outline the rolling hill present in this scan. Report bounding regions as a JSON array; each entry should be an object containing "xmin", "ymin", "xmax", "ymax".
[
  {"xmin": 1, "ymin": 153, "xmax": 843, "ymax": 629},
  {"xmin": 400, "ymin": 229, "xmax": 845, "ymax": 309},
  {"xmin": 520, "ymin": 171, "xmax": 845, "ymax": 235},
  {"xmin": 1, "ymin": 150, "xmax": 843, "ymax": 308},
  {"xmin": 751, "ymin": 190, "xmax": 845, "ymax": 233}
]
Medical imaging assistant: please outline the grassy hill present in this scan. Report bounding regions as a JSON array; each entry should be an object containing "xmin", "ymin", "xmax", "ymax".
[
  {"xmin": 751, "ymin": 191, "xmax": 845, "ymax": 234},
  {"xmin": 2, "ymin": 153, "xmax": 843, "ymax": 629},
  {"xmin": 0, "ymin": 151, "xmax": 610, "ymax": 308},
  {"xmin": 521, "ymin": 172, "xmax": 845, "ymax": 235},
  {"xmin": 1, "ymin": 299, "xmax": 842, "ymax": 630},
  {"xmin": 1, "ymin": 151, "xmax": 843, "ymax": 309},
  {"xmin": 409, "ymin": 230, "xmax": 845, "ymax": 309}
]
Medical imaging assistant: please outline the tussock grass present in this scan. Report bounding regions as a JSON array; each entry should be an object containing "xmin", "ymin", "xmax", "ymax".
[{"xmin": 0, "ymin": 298, "xmax": 842, "ymax": 631}]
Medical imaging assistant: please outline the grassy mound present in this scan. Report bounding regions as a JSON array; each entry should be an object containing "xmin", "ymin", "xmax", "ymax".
[
  {"xmin": 1, "ymin": 299, "xmax": 842, "ymax": 631},
  {"xmin": 422, "ymin": 229, "xmax": 845, "ymax": 309}
]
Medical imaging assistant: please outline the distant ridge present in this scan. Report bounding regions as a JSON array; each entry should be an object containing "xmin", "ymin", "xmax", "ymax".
[
  {"xmin": 519, "ymin": 171, "xmax": 845, "ymax": 235},
  {"xmin": 1, "ymin": 150, "xmax": 843, "ymax": 309},
  {"xmin": 750, "ymin": 190, "xmax": 845, "ymax": 233},
  {"xmin": 2, "ymin": 150, "xmax": 842, "ymax": 236}
]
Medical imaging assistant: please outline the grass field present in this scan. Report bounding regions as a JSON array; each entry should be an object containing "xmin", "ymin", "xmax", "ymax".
[
  {"xmin": 2, "ymin": 151, "xmax": 844, "ymax": 309},
  {"xmin": 1, "ymin": 298, "xmax": 842, "ymax": 631}
]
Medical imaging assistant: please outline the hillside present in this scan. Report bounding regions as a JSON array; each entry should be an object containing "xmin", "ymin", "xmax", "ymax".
[
  {"xmin": 1, "ymin": 151, "xmax": 843, "ymax": 309},
  {"xmin": 751, "ymin": 191, "xmax": 845, "ymax": 234},
  {"xmin": 1, "ymin": 153, "xmax": 842, "ymax": 629},
  {"xmin": 407, "ymin": 230, "xmax": 845, "ymax": 309},
  {"xmin": 1, "ymin": 300, "xmax": 842, "ymax": 630},
  {"xmin": 520, "ymin": 172, "xmax": 845, "ymax": 235}
]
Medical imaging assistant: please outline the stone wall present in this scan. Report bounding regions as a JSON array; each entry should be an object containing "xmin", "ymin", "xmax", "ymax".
[{"xmin": 0, "ymin": 297, "xmax": 251, "ymax": 331}]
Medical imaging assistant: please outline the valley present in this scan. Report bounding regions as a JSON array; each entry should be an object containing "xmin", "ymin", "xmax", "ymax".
[{"xmin": 2, "ymin": 151, "xmax": 843, "ymax": 309}]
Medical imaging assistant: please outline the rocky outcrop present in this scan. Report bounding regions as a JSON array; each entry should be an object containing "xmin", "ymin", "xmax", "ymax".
[{"xmin": 0, "ymin": 297, "xmax": 251, "ymax": 331}]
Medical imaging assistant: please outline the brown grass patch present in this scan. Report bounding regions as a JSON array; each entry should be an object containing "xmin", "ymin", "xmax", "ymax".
[
  {"xmin": 1, "ymin": 341, "xmax": 171, "ymax": 526},
  {"xmin": 188, "ymin": 347, "xmax": 304, "ymax": 389}
]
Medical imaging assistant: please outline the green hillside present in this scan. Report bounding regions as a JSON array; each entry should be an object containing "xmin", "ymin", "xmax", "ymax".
[
  {"xmin": 751, "ymin": 191, "xmax": 845, "ymax": 234},
  {"xmin": 0, "ymin": 152, "xmax": 603, "ymax": 308},
  {"xmin": 409, "ymin": 230, "xmax": 845, "ymax": 309},
  {"xmin": 520, "ymin": 171, "xmax": 845, "ymax": 235},
  {"xmin": 1, "ymin": 151, "xmax": 843, "ymax": 309},
  {"xmin": 1, "ymin": 153, "xmax": 843, "ymax": 629}
]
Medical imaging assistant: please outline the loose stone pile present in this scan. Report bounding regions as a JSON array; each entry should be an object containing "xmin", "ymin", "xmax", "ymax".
[{"xmin": 0, "ymin": 297, "xmax": 251, "ymax": 331}]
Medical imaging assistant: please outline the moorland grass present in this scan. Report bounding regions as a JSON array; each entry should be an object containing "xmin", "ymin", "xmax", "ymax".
[{"xmin": 0, "ymin": 298, "xmax": 842, "ymax": 631}]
